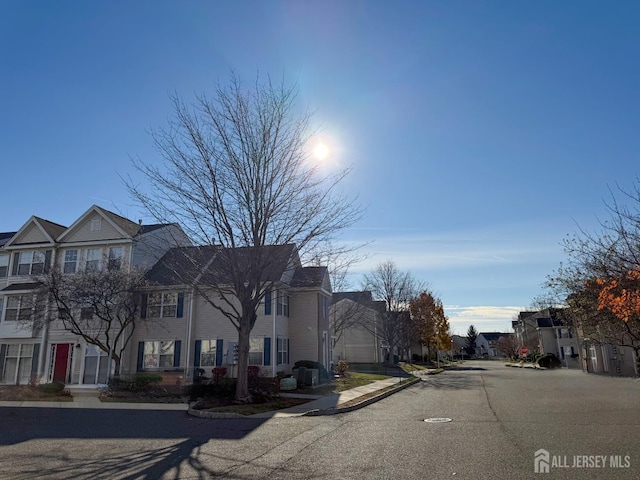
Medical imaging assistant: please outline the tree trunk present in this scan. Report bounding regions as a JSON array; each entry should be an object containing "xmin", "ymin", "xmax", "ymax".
[{"xmin": 235, "ymin": 323, "xmax": 252, "ymax": 402}]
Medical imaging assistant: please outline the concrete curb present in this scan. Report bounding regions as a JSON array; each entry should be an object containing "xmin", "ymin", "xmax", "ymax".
[
  {"xmin": 187, "ymin": 405, "xmax": 245, "ymax": 419},
  {"xmin": 302, "ymin": 376, "xmax": 421, "ymax": 416}
]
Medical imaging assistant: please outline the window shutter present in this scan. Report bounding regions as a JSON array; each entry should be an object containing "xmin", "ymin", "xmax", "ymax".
[
  {"xmin": 286, "ymin": 339, "xmax": 290, "ymax": 364},
  {"xmin": 44, "ymin": 250, "xmax": 52, "ymax": 273},
  {"xmin": 176, "ymin": 293, "xmax": 184, "ymax": 318},
  {"xmin": 216, "ymin": 339, "xmax": 223, "ymax": 366},
  {"xmin": 277, "ymin": 292, "xmax": 283, "ymax": 315},
  {"xmin": 193, "ymin": 340, "xmax": 201, "ymax": 367},
  {"xmin": 264, "ymin": 289, "xmax": 271, "ymax": 315},
  {"xmin": 173, "ymin": 340, "xmax": 181, "ymax": 368},
  {"xmin": 137, "ymin": 342, "xmax": 144, "ymax": 371},
  {"xmin": 140, "ymin": 294, "xmax": 148, "ymax": 319},
  {"xmin": 264, "ymin": 337, "xmax": 271, "ymax": 366},
  {"xmin": 0, "ymin": 345, "xmax": 6, "ymax": 371},
  {"xmin": 31, "ymin": 343, "xmax": 40, "ymax": 375},
  {"xmin": 11, "ymin": 253, "xmax": 19, "ymax": 276}
]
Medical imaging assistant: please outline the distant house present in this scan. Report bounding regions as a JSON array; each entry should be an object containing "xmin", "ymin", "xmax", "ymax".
[
  {"xmin": 331, "ymin": 291, "xmax": 383, "ymax": 364},
  {"xmin": 476, "ymin": 332, "xmax": 513, "ymax": 358},
  {"xmin": 513, "ymin": 309, "xmax": 580, "ymax": 369}
]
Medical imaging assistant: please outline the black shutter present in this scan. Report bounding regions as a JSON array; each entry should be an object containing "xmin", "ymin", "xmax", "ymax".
[
  {"xmin": 216, "ymin": 339, "xmax": 223, "ymax": 366},
  {"xmin": 137, "ymin": 342, "xmax": 144, "ymax": 371},
  {"xmin": 173, "ymin": 340, "xmax": 181, "ymax": 368},
  {"xmin": 264, "ymin": 337, "xmax": 271, "ymax": 366},
  {"xmin": 11, "ymin": 253, "xmax": 19, "ymax": 276},
  {"xmin": 193, "ymin": 340, "xmax": 201, "ymax": 368},
  {"xmin": 31, "ymin": 343, "xmax": 40, "ymax": 376},
  {"xmin": 176, "ymin": 293, "xmax": 184, "ymax": 318},
  {"xmin": 264, "ymin": 289, "xmax": 271, "ymax": 315},
  {"xmin": 44, "ymin": 250, "xmax": 52, "ymax": 273},
  {"xmin": 140, "ymin": 294, "xmax": 148, "ymax": 319},
  {"xmin": 0, "ymin": 345, "xmax": 6, "ymax": 374}
]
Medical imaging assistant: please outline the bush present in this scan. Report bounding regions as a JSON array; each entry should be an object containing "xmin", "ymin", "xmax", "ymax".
[
  {"xmin": 110, "ymin": 373, "xmax": 163, "ymax": 392},
  {"xmin": 39, "ymin": 382, "xmax": 66, "ymax": 394},
  {"xmin": 537, "ymin": 353, "xmax": 562, "ymax": 369},
  {"xmin": 189, "ymin": 378, "xmax": 237, "ymax": 401},
  {"xmin": 336, "ymin": 359, "xmax": 349, "ymax": 377}
]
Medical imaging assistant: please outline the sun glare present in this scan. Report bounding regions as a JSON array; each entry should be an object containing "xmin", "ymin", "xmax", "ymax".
[{"xmin": 314, "ymin": 143, "xmax": 330, "ymax": 161}]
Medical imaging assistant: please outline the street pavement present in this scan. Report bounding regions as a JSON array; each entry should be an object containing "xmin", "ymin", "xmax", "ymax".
[{"xmin": 1, "ymin": 362, "xmax": 639, "ymax": 479}]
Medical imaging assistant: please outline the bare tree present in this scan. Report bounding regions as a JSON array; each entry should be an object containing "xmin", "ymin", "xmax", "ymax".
[
  {"xmin": 497, "ymin": 334, "xmax": 519, "ymax": 360},
  {"xmin": 126, "ymin": 73, "xmax": 362, "ymax": 401},
  {"xmin": 548, "ymin": 181, "xmax": 640, "ymax": 374},
  {"xmin": 35, "ymin": 264, "xmax": 147, "ymax": 377},
  {"xmin": 361, "ymin": 260, "xmax": 421, "ymax": 365}
]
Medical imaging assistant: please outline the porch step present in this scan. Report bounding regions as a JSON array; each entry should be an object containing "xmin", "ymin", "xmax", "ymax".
[{"xmin": 66, "ymin": 385, "xmax": 104, "ymax": 399}]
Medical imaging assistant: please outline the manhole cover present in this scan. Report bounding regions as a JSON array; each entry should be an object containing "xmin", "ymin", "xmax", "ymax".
[{"xmin": 424, "ymin": 417, "xmax": 452, "ymax": 423}]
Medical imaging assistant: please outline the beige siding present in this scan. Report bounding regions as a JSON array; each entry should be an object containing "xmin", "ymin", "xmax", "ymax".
[
  {"xmin": 288, "ymin": 291, "xmax": 320, "ymax": 365},
  {"xmin": 63, "ymin": 214, "xmax": 128, "ymax": 243},
  {"xmin": 334, "ymin": 325, "xmax": 378, "ymax": 363},
  {"xmin": 12, "ymin": 223, "xmax": 49, "ymax": 245}
]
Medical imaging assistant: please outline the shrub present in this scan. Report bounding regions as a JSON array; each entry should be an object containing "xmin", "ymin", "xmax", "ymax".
[
  {"xmin": 110, "ymin": 373, "xmax": 163, "ymax": 392},
  {"xmin": 537, "ymin": 353, "xmax": 562, "ymax": 369},
  {"xmin": 212, "ymin": 367, "xmax": 227, "ymax": 381},
  {"xmin": 336, "ymin": 359, "xmax": 349, "ymax": 377},
  {"xmin": 39, "ymin": 382, "xmax": 66, "ymax": 394},
  {"xmin": 189, "ymin": 378, "xmax": 237, "ymax": 401}
]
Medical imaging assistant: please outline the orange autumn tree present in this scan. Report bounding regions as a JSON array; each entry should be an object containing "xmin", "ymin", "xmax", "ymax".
[{"xmin": 596, "ymin": 267, "xmax": 640, "ymax": 322}]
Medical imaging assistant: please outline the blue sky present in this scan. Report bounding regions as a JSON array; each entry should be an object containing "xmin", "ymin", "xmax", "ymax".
[{"xmin": 2, "ymin": 1, "xmax": 639, "ymax": 335}]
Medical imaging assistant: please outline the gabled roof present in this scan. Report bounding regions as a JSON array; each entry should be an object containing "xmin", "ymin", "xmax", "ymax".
[
  {"xmin": 0, "ymin": 232, "xmax": 17, "ymax": 248},
  {"xmin": 57, "ymin": 205, "xmax": 142, "ymax": 242},
  {"xmin": 5, "ymin": 216, "xmax": 66, "ymax": 247},
  {"xmin": 145, "ymin": 244, "xmax": 298, "ymax": 287},
  {"xmin": 290, "ymin": 266, "xmax": 328, "ymax": 289},
  {"xmin": 332, "ymin": 291, "xmax": 373, "ymax": 306},
  {"xmin": 34, "ymin": 217, "xmax": 67, "ymax": 240},
  {"xmin": 478, "ymin": 332, "xmax": 512, "ymax": 342}
]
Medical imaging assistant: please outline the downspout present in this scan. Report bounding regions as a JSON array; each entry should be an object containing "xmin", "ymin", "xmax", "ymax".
[
  {"xmin": 272, "ymin": 289, "xmax": 276, "ymax": 378},
  {"xmin": 184, "ymin": 289, "xmax": 194, "ymax": 382},
  {"xmin": 38, "ymin": 245, "xmax": 57, "ymax": 382}
]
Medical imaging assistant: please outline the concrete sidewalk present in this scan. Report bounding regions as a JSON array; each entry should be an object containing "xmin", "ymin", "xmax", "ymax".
[{"xmin": 0, "ymin": 375, "xmax": 422, "ymax": 415}]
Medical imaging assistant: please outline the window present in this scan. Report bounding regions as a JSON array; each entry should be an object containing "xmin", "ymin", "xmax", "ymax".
[
  {"xmin": 108, "ymin": 247, "xmax": 124, "ymax": 270},
  {"xmin": 17, "ymin": 251, "xmax": 45, "ymax": 275},
  {"xmin": 277, "ymin": 337, "xmax": 289, "ymax": 365},
  {"xmin": 83, "ymin": 345, "xmax": 109, "ymax": 384},
  {"xmin": 277, "ymin": 291, "xmax": 289, "ymax": 317},
  {"xmin": 200, "ymin": 339, "xmax": 217, "ymax": 367},
  {"xmin": 0, "ymin": 254, "xmax": 8, "ymax": 277},
  {"xmin": 90, "ymin": 218, "xmax": 101, "ymax": 232},
  {"xmin": 80, "ymin": 307, "xmax": 93, "ymax": 320},
  {"xmin": 2, "ymin": 343, "xmax": 34, "ymax": 385},
  {"xmin": 4, "ymin": 295, "xmax": 32, "ymax": 321},
  {"xmin": 85, "ymin": 248, "xmax": 102, "ymax": 272},
  {"xmin": 63, "ymin": 250, "xmax": 78, "ymax": 274},
  {"xmin": 249, "ymin": 338, "xmax": 264, "ymax": 366},
  {"xmin": 146, "ymin": 292, "xmax": 178, "ymax": 318},
  {"xmin": 143, "ymin": 340, "xmax": 176, "ymax": 368}
]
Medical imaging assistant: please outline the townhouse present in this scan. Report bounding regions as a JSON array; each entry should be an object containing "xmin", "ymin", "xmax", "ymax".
[{"xmin": 0, "ymin": 206, "xmax": 333, "ymax": 386}]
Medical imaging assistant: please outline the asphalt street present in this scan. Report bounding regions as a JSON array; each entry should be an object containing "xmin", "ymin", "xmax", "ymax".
[{"xmin": 0, "ymin": 361, "xmax": 638, "ymax": 479}]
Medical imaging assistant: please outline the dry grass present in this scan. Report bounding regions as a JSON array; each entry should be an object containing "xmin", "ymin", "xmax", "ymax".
[{"xmin": 0, "ymin": 385, "xmax": 73, "ymax": 402}]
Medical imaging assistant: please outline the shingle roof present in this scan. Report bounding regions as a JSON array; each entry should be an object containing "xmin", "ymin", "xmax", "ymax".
[
  {"xmin": 145, "ymin": 244, "xmax": 297, "ymax": 287},
  {"xmin": 98, "ymin": 207, "xmax": 142, "ymax": 237},
  {"xmin": 33, "ymin": 217, "xmax": 67, "ymax": 240},
  {"xmin": 479, "ymin": 332, "xmax": 512, "ymax": 342},
  {"xmin": 0, "ymin": 282, "xmax": 42, "ymax": 292},
  {"xmin": 0, "ymin": 232, "xmax": 17, "ymax": 248},
  {"xmin": 290, "ymin": 266, "xmax": 327, "ymax": 288},
  {"xmin": 332, "ymin": 291, "xmax": 373, "ymax": 306}
]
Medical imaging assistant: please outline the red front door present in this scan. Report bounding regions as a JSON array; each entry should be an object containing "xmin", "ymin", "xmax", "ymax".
[{"xmin": 53, "ymin": 344, "xmax": 71, "ymax": 383}]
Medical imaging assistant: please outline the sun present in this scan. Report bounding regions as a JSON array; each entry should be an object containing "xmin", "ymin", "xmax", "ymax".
[{"xmin": 313, "ymin": 143, "xmax": 330, "ymax": 161}]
